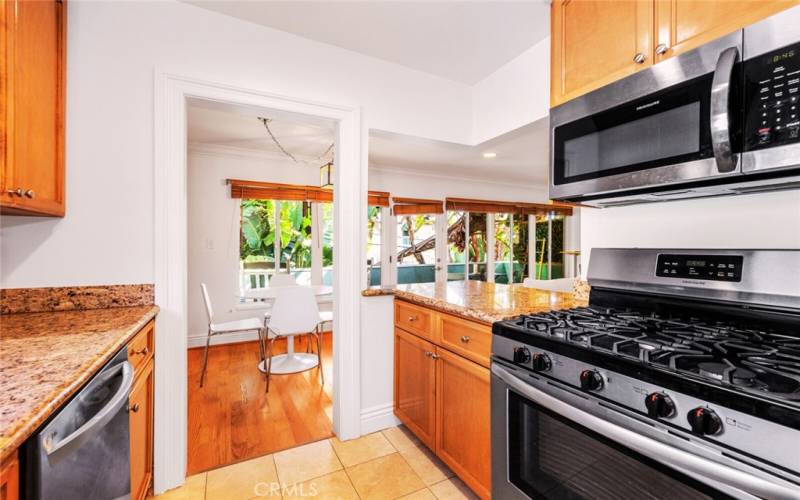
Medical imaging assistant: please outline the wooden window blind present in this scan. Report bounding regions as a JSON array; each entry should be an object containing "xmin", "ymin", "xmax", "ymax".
[
  {"xmin": 445, "ymin": 197, "xmax": 573, "ymax": 217},
  {"xmin": 391, "ymin": 197, "xmax": 444, "ymax": 215},
  {"xmin": 368, "ymin": 191, "xmax": 390, "ymax": 207},
  {"xmin": 228, "ymin": 179, "xmax": 390, "ymax": 206}
]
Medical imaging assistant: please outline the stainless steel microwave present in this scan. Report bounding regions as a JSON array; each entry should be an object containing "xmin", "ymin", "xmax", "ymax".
[{"xmin": 549, "ymin": 6, "xmax": 800, "ymax": 207}]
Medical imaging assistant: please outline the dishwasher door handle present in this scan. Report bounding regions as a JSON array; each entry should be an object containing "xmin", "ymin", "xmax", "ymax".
[{"xmin": 43, "ymin": 361, "xmax": 134, "ymax": 459}]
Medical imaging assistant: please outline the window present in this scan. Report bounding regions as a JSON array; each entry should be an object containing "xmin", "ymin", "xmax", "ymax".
[
  {"xmin": 468, "ymin": 213, "xmax": 488, "ymax": 281},
  {"xmin": 494, "ymin": 213, "xmax": 512, "ymax": 283},
  {"xmin": 239, "ymin": 199, "xmax": 331, "ymax": 292},
  {"xmin": 366, "ymin": 206, "xmax": 382, "ymax": 286},
  {"xmin": 447, "ymin": 210, "xmax": 465, "ymax": 281},
  {"xmin": 512, "ymin": 215, "xmax": 529, "ymax": 283},
  {"xmin": 397, "ymin": 214, "xmax": 436, "ymax": 284},
  {"xmin": 533, "ymin": 214, "xmax": 565, "ymax": 279}
]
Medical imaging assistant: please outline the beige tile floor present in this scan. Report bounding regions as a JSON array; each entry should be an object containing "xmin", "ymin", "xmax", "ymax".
[{"xmin": 150, "ymin": 425, "xmax": 479, "ymax": 500}]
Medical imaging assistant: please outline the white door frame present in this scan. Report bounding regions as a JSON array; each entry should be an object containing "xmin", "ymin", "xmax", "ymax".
[{"xmin": 153, "ymin": 71, "xmax": 364, "ymax": 494}]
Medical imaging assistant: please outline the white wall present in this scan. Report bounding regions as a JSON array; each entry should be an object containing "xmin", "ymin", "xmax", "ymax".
[
  {"xmin": 0, "ymin": 0, "xmax": 473, "ymax": 289},
  {"xmin": 472, "ymin": 37, "xmax": 550, "ymax": 145},
  {"xmin": 369, "ymin": 165, "xmax": 550, "ymax": 202},
  {"xmin": 580, "ymin": 190, "xmax": 800, "ymax": 274},
  {"xmin": 186, "ymin": 147, "xmax": 324, "ymax": 341}
]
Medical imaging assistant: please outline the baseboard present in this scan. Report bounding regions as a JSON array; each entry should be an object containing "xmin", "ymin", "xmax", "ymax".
[
  {"xmin": 360, "ymin": 403, "xmax": 400, "ymax": 435},
  {"xmin": 187, "ymin": 331, "xmax": 260, "ymax": 348}
]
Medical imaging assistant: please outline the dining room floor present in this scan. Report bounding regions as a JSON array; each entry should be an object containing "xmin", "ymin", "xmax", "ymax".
[
  {"xmin": 150, "ymin": 425, "xmax": 478, "ymax": 500},
  {"xmin": 187, "ymin": 334, "xmax": 333, "ymax": 474}
]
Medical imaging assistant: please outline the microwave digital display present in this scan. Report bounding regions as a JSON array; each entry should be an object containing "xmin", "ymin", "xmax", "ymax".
[{"xmin": 743, "ymin": 41, "xmax": 800, "ymax": 152}]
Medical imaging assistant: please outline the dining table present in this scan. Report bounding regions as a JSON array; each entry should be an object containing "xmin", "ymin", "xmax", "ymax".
[{"xmin": 237, "ymin": 284, "xmax": 333, "ymax": 374}]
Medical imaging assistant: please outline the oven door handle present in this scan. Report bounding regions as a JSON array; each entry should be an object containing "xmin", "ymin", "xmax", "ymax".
[
  {"xmin": 710, "ymin": 46, "xmax": 739, "ymax": 174},
  {"xmin": 492, "ymin": 363, "xmax": 800, "ymax": 500}
]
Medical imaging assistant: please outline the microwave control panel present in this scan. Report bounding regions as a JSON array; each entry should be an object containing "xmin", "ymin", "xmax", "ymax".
[
  {"xmin": 656, "ymin": 254, "xmax": 743, "ymax": 282},
  {"xmin": 744, "ymin": 42, "xmax": 800, "ymax": 151}
]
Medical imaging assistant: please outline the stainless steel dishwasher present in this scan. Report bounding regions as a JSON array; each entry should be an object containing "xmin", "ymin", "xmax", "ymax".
[{"xmin": 23, "ymin": 346, "xmax": 134, "ymax": 500}]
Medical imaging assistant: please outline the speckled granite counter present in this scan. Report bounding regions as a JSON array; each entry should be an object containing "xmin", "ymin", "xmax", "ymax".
[
  {"xmin": 0, "ymin": 304, "xmax": 158, "ymax": 460},
  {"xmin": 366, "ymin": 280, "xmax": 587, "ymax": 325}
]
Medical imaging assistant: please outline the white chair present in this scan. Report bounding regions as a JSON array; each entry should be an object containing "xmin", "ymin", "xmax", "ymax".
[
  {"xmin": 263, "ymin": 286, "xmax": 325, "ymax": 392},
  {"xmin": 263, "ymin": 273, "xmax": 298, "ymax": 326},
  {"xmin": 199, "ymin": 283, "xmax": 265, "ymax": 387},
  {"xmin": 522, "ymin": 277, "xmax": 575, "ymax": 293}
]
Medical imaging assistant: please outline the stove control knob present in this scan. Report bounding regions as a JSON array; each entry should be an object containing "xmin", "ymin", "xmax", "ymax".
[
  {"xmin": 645, "ymin": 392, "xmax": 675, "ymax": 419},
  {"xmin": 513, "ymin": 347, "xmax": 531, "ymax": 365},
  {"xmin": 531, "ymin": 353, "xmax": 552, "ymax": 372},
  {"xmin": 687, "ymin": 407, "xmax": 722, "ymax": 436},
  {"xmin": 579, "ymin": 370, "xmax": 603, "ymax": 391}
]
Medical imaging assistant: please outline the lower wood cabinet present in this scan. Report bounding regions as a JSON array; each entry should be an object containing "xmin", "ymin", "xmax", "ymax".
[
  {"xmin": 0, "ymin": 452, "xmax": 19, "ymax": 500},
  {"xmin": 394, "ymin": 328, "xmax": 437, "ymax": 449},
  {"xmin": 394, "ymin": 300, "xmax": 491, "ymax": 499},
  {"xmin": 129, "ymin": 357, "xmax": 154, "ymax": 500},
  {"xmin": 435, "ymin": 348, "xmax": 491, "ymax": 499}
]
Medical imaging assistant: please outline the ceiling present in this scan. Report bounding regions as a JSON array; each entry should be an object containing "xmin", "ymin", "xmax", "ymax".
[
  {"xmin": 188, "ymin": 105, "xmax": 336, "ymax": 162},
  {"xmin": 188, "ymin": 103, "xmax": 550, "ymax": 186},
  {"xmin": 183, "ymin": 1, "xmax": 550, "ymax": 85}
]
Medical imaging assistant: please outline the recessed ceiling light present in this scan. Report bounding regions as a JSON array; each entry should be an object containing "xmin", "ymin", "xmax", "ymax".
[{"xmin": 482, "ymin": 152, "xmax": 497, "ymax": 159}]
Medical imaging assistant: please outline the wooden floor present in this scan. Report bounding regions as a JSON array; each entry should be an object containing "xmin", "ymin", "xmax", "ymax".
[{"xmin": 187, "ymin": 334, "xmax": 333, "ymax": 475}]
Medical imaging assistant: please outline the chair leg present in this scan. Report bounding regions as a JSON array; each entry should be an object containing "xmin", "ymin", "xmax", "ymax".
[
  {"xmin": 257, "ymin": 328, "xmax": 266, "ymax": 375},
  {"xmin": 199, "ymin": 327, "xmax": 212, "ymax": 387},
  {"xmin": 316, "ymin": 331, "xmax": 324, "ymax": 385},
  {"xmin": 265, "ymin": 336, "xmax": 276, "ymax": 393}
]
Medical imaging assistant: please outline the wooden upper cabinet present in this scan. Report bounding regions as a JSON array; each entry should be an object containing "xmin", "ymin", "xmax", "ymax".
[
  {"xmin": 551, "ymin": 0, "xmax": 654, "ymax": 107},
  {"xmin": 1, "ymin": 0, "xmax": 66, "ymax": 216},
  {"xmin": 655, "ymin": 0, "xmax": 799, "ymax": 62},
  {"xmin": 394, "ymin": 328, "xmax": 437, "ymax": 449}
]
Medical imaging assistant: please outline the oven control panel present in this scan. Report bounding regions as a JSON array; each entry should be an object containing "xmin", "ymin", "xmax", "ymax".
[
  {"xmin": 656, "ymin": 254, "xmax": 743, "ymax": 282},
  {"xmin": 744, "ymin": 41, "xmax": 800, "ymax": 151}
]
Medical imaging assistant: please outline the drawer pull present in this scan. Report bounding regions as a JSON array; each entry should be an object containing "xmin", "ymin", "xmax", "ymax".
[
  {"xmin": 130, "ymin": 403, "xmax": 140, "ymax": 413},
  {"xmin": 633, "ymin": 52, "xmax": 646, "ymax": 64},
  {"xmin": 431, "ymin": 353, "xmax": 440, "ymax": 360},
  {"xmin": 424, "ymin": 351, "xmax": 433, "ymax": 357},
  {"xmin": 408, "ymin": 315, "xmax": 418, "ymax": 322},
  {"xmin": 460, "ymin": 335, "xmax": 471, "ymax": 343},
  {"xmin": 133, "ymin": 347, "xmax": 149, "ymax": 356}
]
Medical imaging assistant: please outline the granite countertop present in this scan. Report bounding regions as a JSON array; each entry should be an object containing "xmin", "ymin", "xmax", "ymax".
[
  {"xmin": 365, "ymin": 280, "xmax": 587, "ymax": 324},
  {"xmin": 0, "ymin": 305, "xmax": 159, "ymax": 460}
]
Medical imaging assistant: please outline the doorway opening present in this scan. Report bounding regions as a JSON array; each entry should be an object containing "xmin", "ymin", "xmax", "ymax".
[{"xmin": 185, "ymin": 101, "xmax": 337, "ymax": 474}]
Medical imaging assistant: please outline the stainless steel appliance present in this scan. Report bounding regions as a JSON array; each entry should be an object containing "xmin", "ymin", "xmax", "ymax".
[
  {"xmin": 549, "ymin": 6, "xmax": 800, "ymax": 207},
  {"xmin": 491, "ymin": 249, "xmax": 800, "ymax": 499},
  {"xmin": 23, "ymin": 346, "xmax": 134, "ymax": 500}
]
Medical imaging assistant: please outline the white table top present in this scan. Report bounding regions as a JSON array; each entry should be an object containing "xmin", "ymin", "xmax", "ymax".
[{"xmin": 239, "ymin": 284, "xmax": 333, "ymax": 300}]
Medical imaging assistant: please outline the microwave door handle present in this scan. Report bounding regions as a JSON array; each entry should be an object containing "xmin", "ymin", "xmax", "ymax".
[
  {"xmin": 491, "ymin": 363, "xmax": 799, "ymax": 500},
  {"xmin": 710, "ymin": 46, "xmax": 740, "ymax": 173}
]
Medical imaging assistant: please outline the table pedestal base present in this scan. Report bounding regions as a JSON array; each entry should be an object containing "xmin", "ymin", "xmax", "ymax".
[{"xmin": 258, "ymin": 353, "xmax": 319, "ymax": 374}]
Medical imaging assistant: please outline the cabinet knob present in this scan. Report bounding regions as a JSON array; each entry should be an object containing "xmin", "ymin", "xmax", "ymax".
[
  {"xmin": 431, "ymin": 353, "xmax": 440, "ymax": 360},
  {"xmin": 130, "ymin": 403, "xmax": 140, "ymax": 413},
  {"xmin": 24, "ymin": 189, "xmax": 35, "ymax": 198},
  {"xmin": 424, "ymin": 351, "xmax": 433, "ymax": 357},
  {"xmin": 408, "ymin": 315, "xmax": 418, "ymax": 322},
  {"xmin": 133, "ymin": 347, "xmax": 149, "ymax": 356},
  {"xmin": 460, "ymin": 335, "xmax": 470, "ymax": 343},
  {"xmin": 633, "ymin": 52, "xmax": 646, "ymax": 64},
  {"xmin": 655, "ymin": 43, "xmax": 669, "ymax": 55},
  {"xmin": 7, "ymin": 188, "xmax": 22, "ymax": 197}
]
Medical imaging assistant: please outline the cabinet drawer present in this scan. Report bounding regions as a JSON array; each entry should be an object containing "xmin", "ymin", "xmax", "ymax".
[
  {"xmin": 438, "ymin": 313, "xmax": 491, "ymax": 368},
  {"xmin": 127, "ymin": 320, "xmax": 154, "ymax": 375},
  {"xmin": 395, "ymin": 300, "xmax": 435, "ymax": 342}
]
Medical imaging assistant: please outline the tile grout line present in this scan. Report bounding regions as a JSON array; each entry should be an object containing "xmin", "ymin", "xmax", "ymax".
[{"xmin": 326, "ymin": 436, "xmax": 363, "ymax": 500}]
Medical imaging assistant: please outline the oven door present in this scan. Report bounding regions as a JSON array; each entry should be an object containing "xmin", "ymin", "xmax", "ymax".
[
  {"xmin": 491, "ymin": 361, "xmax": 800, "ymax": 500},
  {"xmin": 549, "ymin": 32, "xmax": 743, "ymax": 203}
]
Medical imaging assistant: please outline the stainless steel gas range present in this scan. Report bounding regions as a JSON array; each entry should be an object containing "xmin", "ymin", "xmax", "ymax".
[{"xmin": 490, "ymin": 249, "xmax": 800, "ymax": 500}]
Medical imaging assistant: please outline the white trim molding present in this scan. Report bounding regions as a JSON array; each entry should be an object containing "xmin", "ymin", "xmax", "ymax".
[
  {"xmin": 154, "ymin": 71, "xmax": 364, "ymax": 494},
  {"xmin": 360, "ymin": 403, "xmax": 401, "ymax": 435}
]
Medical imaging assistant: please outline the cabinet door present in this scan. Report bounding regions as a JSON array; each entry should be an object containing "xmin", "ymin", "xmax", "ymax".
[
  {"xmin": 0, "ymin": 452, "xmax": 19, "ymax": 500},
  {"xmin": 551, "ymin": 0, "xmax": 654, "ymax": 106},
  {"xmin": 129, "ymin": 359, "xmax": 154, "ymax": 500},
  {"xmin": 655, "ymin": 0, "xmax": 797, "ymax": 62},
  {"xmin": 1, "ymin": 0, "xmax": 66, "ymax": 216},
  {"xmin": 394, "ymin": 328, "xmax": 437, "ymax": 449},
  {"xmin": 435, "ymin": 348, "xmax": 491, "ymax": 499}
]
